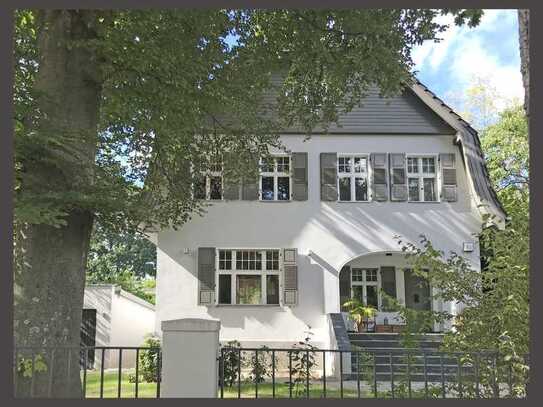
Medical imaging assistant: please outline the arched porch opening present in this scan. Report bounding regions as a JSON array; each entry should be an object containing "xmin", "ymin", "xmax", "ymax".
[{"xmin": 338, "ymin": 251, "xmax": 439, "ymax": 332}]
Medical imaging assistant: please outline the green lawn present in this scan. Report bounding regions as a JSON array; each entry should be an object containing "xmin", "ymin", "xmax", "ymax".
[
  {"xmin": 83, "ymin": 370, "xmax": 159, "ymax": 398},
  {"xmin": 84, "ymin": 371, "xmax": 442, "ymax": 399},
  {"xmin": 83, "ymin": 370, "xmax": 365, "ymax": 399},
  {"xmin": 221, "ymin": 383, "xmax": 362, "ymax": 399}
]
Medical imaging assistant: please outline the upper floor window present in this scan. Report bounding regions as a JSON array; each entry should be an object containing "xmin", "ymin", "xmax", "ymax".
[
  {"xmin": 337, "ymin": 155, "xmax": 369, "ymax": 202},
  {"xmin": 407, "ymin": 156, "xmax": 437, "ymax": 202},
  {"xmin": 194, "ymin": 163, "xmax": 223, "ymax": 200},
  {"xmin": 260, "ymin": 156, "xmax": 291, "ymax": 201}
]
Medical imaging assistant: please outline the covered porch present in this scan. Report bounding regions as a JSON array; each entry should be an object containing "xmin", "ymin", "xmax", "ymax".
[{"xmin": 338, "ymin": 251, "xmax": 443, "ymax": 333}]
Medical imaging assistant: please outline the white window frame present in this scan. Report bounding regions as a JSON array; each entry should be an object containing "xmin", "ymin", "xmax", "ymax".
[
  {"xmin": 259, "ymin": 155, "xmax": 292, "ymax": 201},
  {"xmin": 337, "ymin": 154, "xmax": 370, "ymax": 202},
  {"xmin": 406, "ymin": 154, "xmax": 439, "ymax": 203},
  {"xmin": 351, "ymin": 268, "xmax": 381, "ymax": 310},
  {"xmin": 215, "ymin": 248, "xmax": 282, "ymax": 306}
]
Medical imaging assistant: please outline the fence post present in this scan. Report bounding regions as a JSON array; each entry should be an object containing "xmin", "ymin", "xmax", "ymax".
[{"xmin": 160, "ymin": 318, "xmax": 221, "ymax": 398}]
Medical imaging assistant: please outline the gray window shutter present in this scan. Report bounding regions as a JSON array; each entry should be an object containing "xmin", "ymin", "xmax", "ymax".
[
  {"xmin": 371, "ymin": 153, "xmax": 388, "ymax": 201},
  {"xmin": 241, "ymin": 176, "xmax": 258, "ymax": 200},
  {"xmin": 320, "ymin": 153, "xmax": 337, "ymax": 201},
  {"xmin": 222, "ymin": 153, "xmax": 240, "ymax": 200},
  {"xmin": 283, "ymin": 248, "xmax": 298, "ymax": 306},
  {"xmin": 440, "ymin": 153, "xmax": 457, "ymax": 202},
  {"xmin": 198, "ymin": 247, "xmax": 216, "ymax": 305},
  {"xmin": 292, "ymin": 152, "xmax": 308, "ymax": 201},
  {"xmin": 339, "ymin": 266, "xmax": 351, "ymax": 312},
  {"xmin": 380, "ymin": 266, "xmax": 396, "ymax": 311},
  {"xmin": 389, "ymin": 153, "xmax": 407, "ymax": 201},
  {"xmin": 223, "ymin": 179, "xmax": 240, "ymax": 200}
]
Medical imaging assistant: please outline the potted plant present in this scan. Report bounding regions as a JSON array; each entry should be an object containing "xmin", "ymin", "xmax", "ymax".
[{"xmin": 343, "ymin": 298, "xmax": 377, "ymax": 332}]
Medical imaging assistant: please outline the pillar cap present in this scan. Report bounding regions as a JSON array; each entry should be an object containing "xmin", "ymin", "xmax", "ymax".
[{"xmin": 161, "ymin": 318, "xmax": 220, "ymax": 332}]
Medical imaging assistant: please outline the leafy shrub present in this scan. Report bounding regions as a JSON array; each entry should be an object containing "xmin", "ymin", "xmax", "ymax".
[
  {"xmin": 219, "ymin": 340, "xmax": 241, "ymax": 387},
  {"xmin": 244, "ymin": 345, "xmax": 278, "ymax": 384},
  {"xmin": 128, "ymin": 335, "xmax": 161, "ymax": 383},
  {"xmin": 287, "ymin": 330, "xmax": 317, "ymax": 398},
  {"xmin": 17, "ymin": 353, "xmax": 47, "ymax": 378}
]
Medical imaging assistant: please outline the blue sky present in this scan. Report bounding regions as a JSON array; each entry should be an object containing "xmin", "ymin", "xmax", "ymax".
[{"xmin": 412, "ymin": 9, "xmax": 523, "ymax": 113}]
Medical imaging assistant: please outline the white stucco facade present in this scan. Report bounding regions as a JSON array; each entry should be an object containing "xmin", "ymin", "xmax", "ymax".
[
  {"xmin": 83, "ymin": 284, "xmax": 156, "ymax": 368},
  {"xmin": 154, "ymin": 133, "xmax": 484, "ymax": 348}
]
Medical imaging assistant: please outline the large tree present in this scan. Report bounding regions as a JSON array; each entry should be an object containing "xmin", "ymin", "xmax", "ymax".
[
  {"xmin": 13, "ymin": 9, "xmax": 482, "ymax": 397},
  {"xmin": 517, "ymin": 9, "xmax": 529, "ymax": 119}
]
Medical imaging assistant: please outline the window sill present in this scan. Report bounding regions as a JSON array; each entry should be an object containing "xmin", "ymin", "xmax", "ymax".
[
  {"xmin": 336, "ymin": 200, "xmax": 371, "ymax": 203},
  {"xmin": 213, "ymin": 304, "xmax": 286, "ymax": 309},
  {"xmin": 259, "ymin": 200, "xmax": 292, "ymax": 203}
]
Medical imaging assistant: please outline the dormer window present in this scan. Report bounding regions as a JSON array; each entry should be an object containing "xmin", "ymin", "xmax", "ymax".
[{"xmin": 259, "ymin": 156, "xmax": 291, "ymax": 201}]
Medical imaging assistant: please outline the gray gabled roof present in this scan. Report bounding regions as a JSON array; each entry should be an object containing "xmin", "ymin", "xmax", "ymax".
[
  {"xmin": 262, "ymin": 73, "xmax": 456, "ymax": 135},
  {"xmin": 408, "ymin": 79, "xmax": 506, "ymax": 221}
]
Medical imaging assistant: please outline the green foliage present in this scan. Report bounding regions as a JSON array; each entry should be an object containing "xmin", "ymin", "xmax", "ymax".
[
  {"xmin": 287, "ymin": 329, "xmax": 318, "ymax": 398},
  {"xmin": 220, "ymin": 340, "xmax": 241, "ymax": 387},
  {"xmin": 128, "ymin": 335, "xmax": 161, "ymax": 383},
  {"xmin": 243, "ymin": 345, "xmax": 278, "ymax": 384},
  {"xmin": 481, "ymin": 105, "xmax": 529, "ymax": 199},
  {"xmin": 342, "ymin": 298, "xmax": 377, "ymax": 332},
  {"xmin": 352, "ymin": 346, "xmax": 375, "ymax": 386},
  {"xmin": 17, "ymin": 353, "xmax": 48, "ymax": 378},
  {"xmin": 86, "ymin": 220, "xmax": 156, "ymax": 303},
  {"xmin": 392, "ymin": 229, "xmax": 528, "ymax": 398},
  {"xmin": 387, "ymin": 103, "xmax": 530, "ymax": 398},
  {"xmin": 14, "ymin": 9, "xmax": 484, "ymax": 234}
]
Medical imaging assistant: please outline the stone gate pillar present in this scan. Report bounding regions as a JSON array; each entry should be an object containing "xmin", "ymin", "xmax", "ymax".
[{"xmin": 161, "ymin": 318, "xmax": 220, "ymax": 398}]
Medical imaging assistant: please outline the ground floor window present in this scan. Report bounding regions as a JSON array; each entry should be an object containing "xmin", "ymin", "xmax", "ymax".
[{"xmin": 217, "ymin": 249, "xmax": 281, "ymax": 305}]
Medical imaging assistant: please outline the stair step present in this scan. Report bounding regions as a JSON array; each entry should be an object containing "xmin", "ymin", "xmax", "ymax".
[
  {"xmin": 342, "ymin": 373, "xmax": 469, "ymax": 382},
  {"xmin": 350, "ymin": 342, "xmax": 442, "ymax": 349},
  {"xmin": 348, "ymin": 334, "xmax": 444, "ymax": 342}
]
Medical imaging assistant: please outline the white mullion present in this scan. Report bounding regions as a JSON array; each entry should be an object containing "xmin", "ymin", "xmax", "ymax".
[
  {"xmin": 420, "ymin": 158, "xmax": 424, "ymax": 201},
  {"xmin": 215, "ymin": 249, "xmax": 219, "ymax": 305},
  {"xmin": 350, "ymin": 156, "xmax": 356, "ymax": 202},
  {"xmin": 231, "ymin": 251, "xmax": 237, "ymax": 304},
  {"xmin": 273, "ymin": 158, "xmax": 278, "ymax": 201},
  {"xmin": 261, "ymin": 250, "xmax": 267, "ymax": 305}
]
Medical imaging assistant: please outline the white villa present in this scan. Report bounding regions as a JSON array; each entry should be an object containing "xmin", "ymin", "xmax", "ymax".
[{"xmin": 150, "ymin": 78, "xmax": 505, "ymax": 351}]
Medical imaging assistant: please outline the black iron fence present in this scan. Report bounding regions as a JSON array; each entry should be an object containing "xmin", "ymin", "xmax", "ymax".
[
  {"xmin": 218, "ymin": 347, "xmax": 529, "ymax": 399},
  {"xmin": 14, "ymin": 346, "xmax": 162, "ymax": 398},
  {"xmin": 14, "ymin": 345, "xmax": 529, "ymax": 399}
]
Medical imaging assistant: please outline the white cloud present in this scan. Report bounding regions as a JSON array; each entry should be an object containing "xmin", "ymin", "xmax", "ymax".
[
  {"xmin": 413, "ymin": 9, "xmax": 524, "ymax": 113},
  {"xmin": 412, "ymin": 13, "xmax": 457, "ymax": 70},
  {"xmin": 448, "ymin": 33, "xmax": 523, "ymax": 110}
]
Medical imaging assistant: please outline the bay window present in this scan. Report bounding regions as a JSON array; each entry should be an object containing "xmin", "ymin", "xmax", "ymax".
[
  {"xmin": 337, "ymin": 155, "xmax": 369, "ymax": 202},
  {"xmin": 217, "ymin": 249, "xmax": 281, "ymax": 305},
  {"xmin": 260, "ymin": 156, "xmax": 291, "ymax": 201},
  {"xmin": 407, "ymin": 156, "xmax": 437, "ymax": 202}
]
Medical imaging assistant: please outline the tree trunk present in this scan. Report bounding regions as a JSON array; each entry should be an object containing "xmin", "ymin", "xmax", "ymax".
[
  {"xmin": 518, "ymin": 9, "xmax": 529, "ymax": 119},
  {"xmin": 14, "ymin": 10, "xmax": 102, "ymax": 398}
]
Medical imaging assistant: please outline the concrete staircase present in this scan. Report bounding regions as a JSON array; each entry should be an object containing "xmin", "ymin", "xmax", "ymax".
[{"xmin": 346, "ymin": 333, "xmax": 468, "ymax": 382}]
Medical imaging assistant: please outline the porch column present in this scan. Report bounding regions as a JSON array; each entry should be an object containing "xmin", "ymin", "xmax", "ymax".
[
  {"xmin": 395, "ymin": 268, "xmax": 406, "ymax": 306},
  {"xmin": 161, "ymin": 318, "xmax": 221, "ymax": 398}
]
